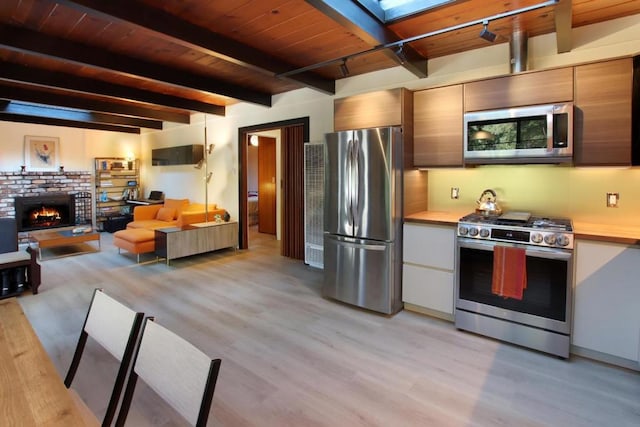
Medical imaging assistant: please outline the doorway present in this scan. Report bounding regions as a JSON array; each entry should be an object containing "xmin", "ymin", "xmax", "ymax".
[
  {"xmin": 247, "ymin": 132, "xmax": 278, "ymax": 237},
  {"xmin": 238, "ymin": 117, "xmax": 310, "ymax": 259},
  {"xmin": 257, "ymin": 136, "xmax": 277, "ymax": 235}
]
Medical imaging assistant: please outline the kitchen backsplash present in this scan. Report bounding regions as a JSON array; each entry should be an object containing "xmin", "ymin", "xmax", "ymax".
[{"xmin": 427, "ymin": 165, "xmax": 640, "ymax": 226}]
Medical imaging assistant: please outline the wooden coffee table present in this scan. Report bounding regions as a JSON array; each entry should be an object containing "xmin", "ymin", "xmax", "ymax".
[{"xmin": 30, "ymin": 228, "xmax": 101, "ymax": 260}]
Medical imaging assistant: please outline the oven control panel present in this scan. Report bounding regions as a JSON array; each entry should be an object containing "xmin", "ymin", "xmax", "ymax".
[{"xmin": 458, "ymin": 224, "xmax": 573, "ymax": 249}]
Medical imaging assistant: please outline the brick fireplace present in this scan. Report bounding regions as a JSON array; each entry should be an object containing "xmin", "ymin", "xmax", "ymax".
[
  {"xmin": 0, "ymin": 170, "xmax": 93, "ymax": 240},
  {"xmin": 14, "ymin": 193, "xmax": 76, "ymax": 232}
]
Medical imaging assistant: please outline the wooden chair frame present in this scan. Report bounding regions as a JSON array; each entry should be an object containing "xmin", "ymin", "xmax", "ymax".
[
  {"xmin": 64, "ymin": 288, "xmax": 144, "ymax": 427},
  {"xmin": 115, "ymin": 317, "xmax": 221, "ymax": 426}
]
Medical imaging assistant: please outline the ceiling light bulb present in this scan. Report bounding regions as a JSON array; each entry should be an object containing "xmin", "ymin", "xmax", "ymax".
[
  {"xmin": 249, "ymin": 135, "xmax": 259, "ymax": 146},
  {"xmin": 395, "ymin": 44, "xmax": 408, "ymax": 64},
  {"xmin": 339, "ymin": 59, "xmax": 349, "ymax": 78},
  {"xmin": 479, "ymin": 20, "xmax": 497, "ymax": 43}
]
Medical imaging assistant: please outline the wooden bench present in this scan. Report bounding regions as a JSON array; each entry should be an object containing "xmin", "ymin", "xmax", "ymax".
[{"xmin": 0, "ymin": 247, "xmax": 41, "ymax": 298}]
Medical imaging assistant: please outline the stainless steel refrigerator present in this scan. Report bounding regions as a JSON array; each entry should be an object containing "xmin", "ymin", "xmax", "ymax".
[{"xmin": 322, "ymin": 126, "xmax": 403, "ymax": 315}]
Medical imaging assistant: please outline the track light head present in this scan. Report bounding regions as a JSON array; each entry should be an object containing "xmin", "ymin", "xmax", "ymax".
[
  {"xmin": 395, "ymin": 44, "xmax": 408, "ymax": 64},
  {"xmin": 194, "ymin": 159, "xmax": 204, "ymax": 169},
  {"xmin": 339, "ymin": 59, "xmax": 349, "ymax": 77},
  {"xmin": 207, "ymin": 143, "xmax": 215, "ymax": 155},
  {"xmin": 479, "ymin": 20, "xmax": 497, "ymax": 43}
]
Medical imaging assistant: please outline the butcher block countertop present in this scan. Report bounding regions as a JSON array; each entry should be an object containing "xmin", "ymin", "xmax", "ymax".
[
  {"xmin": 404, "ymin": 211, "xmax": 465, "ymax": 226},
  {"xmin": 572, "ymin": 222, "xmax": 640, "ymax": 246},
  {"xmin": 405, "ymin": 211, "xmax": 640, "ymax": 246}
]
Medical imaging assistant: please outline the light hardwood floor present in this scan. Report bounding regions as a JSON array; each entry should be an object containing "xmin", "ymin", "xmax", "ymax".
[{"xmin": 18, "ymin": 229, "xmax": 640, "ymax": 426}]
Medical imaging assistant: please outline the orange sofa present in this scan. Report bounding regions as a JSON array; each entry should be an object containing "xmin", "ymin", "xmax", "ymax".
[
  {"xmin": 113, "ymin": 199, "xmax": 226, "ymax": 262},
  {"xmin": 126, "ymin": 198, "xmax": 227, "ymax": 230}
]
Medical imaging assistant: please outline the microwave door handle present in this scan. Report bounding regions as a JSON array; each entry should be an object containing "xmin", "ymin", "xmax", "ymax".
[{"xmin": 547, "ymin": 111, "xmax": 554, "ymax": 152}]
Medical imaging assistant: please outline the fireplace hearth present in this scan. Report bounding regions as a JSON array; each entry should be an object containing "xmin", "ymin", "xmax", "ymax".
[{"xmin": 15, "ymin": 194, "xmax": 76, "ymax": 232}]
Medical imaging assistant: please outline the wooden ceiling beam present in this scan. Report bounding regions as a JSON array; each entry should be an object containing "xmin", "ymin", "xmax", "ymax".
[
  {"xmin": 0, "ymin": 111, "xmax": 141, "ymax": 134},
  {"xmin": 305, "ymin": 0, "xmax": 428, "ymax": 78},
  {"xmin": 0, "ymin": 61, "xmax": 225, "ymax": 116},
  {"xmin": 0, "ymin": 23, "xmax": 270, "ymax": 107},
  {"xmin": 56, "ymin": 0, "xmax": 335, "ymax": 95},
  {"xmin": 1, "ymin": 100, "xmax": 157, "ymax": 129},
  {"xmin": 0, "ymin": 83, "xmax": 189, "ymax": 124}
]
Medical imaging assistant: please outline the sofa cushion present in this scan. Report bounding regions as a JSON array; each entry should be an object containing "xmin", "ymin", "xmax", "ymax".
[
  {"xmin": 184, "ymin": 203, "xmax": 217, "ymax": 212},
  {"xmin": 156, "ymin": 207, "xmax": 176, "ymax": 222},
  {"xmin": 163, "ymin": 198, "xmax": 189, "ymax": 215}
]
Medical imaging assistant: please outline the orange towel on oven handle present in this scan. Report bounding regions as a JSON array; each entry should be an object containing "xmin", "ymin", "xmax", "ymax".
[{"xmin": 492, "ymin": 245, "xmax": 527, "ymax": 300}]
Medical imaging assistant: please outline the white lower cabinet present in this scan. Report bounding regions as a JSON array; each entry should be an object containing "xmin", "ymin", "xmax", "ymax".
[
  {"xmin": 573, "ymin": 240, "xmax": 640, "ymax": 367},
  {"xmin": 402, "ymin": 223, "xmax": 456, "ymax": 320}
]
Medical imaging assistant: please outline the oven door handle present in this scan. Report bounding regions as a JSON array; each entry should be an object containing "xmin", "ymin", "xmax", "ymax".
[{"xmin": 458, "ymin": 239, "xmax": 572, "ymax": 261}]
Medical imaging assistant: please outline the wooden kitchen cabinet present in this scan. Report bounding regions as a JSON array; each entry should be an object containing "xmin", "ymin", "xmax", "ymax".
[
  {"xmin": 573, "ymin": 57, "xmax": 634, "ymax": 166},
  {"xmin": 573, "ymin": 240, "xmax": 640, "ymax": 368},
  {"xmin": 464, "ymin": 67, "xmax": 573, "ymax": 112},
  {"xmin": 413, "ymin": 84, "xmax": 463, "ymax": 167},
  {"xmin": 333, "ymin": 88, "xmax": 411, "ymax": 132},
  {"xmin": 402, "ymin": 223, "xmax": 456, "ymax": 320}
]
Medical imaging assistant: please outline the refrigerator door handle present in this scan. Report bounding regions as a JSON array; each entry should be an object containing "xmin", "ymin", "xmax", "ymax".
[
  {"xmin": 351, "ymin": 136, "xmax": 360, "ymax": 232},
  {"xmin": 332, "ymin": 239, "xmax": 387, "ymax": 251},
  {"xmin": 345, "ymin": 139, "xmax": 354, "ymax": 233}
]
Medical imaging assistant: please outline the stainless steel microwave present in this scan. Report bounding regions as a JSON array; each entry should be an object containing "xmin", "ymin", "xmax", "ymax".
[{"xmin": 464, "ymin": 102, "xmax": 573, "ymax": 164}]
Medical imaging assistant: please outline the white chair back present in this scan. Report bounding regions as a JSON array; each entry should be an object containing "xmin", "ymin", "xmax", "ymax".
[
  {"xmin": 135, "ymin": 319, "xmax": 216, "ymax": 425},
  {"xmin": 84, "ymin": 289, "xmax": 140, "ymax": 361},
  {"xmin": 64, "ymin": 288, "xmax": 144, "ymax": 427}
]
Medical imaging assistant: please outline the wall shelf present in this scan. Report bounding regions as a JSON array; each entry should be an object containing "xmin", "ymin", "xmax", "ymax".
[{"xmin": 95, "ymin": 157, "xmax": 139, "ymax": 231}]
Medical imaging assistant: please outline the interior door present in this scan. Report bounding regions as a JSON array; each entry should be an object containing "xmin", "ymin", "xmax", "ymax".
[{"xmin": 258, "ymin": 136, "xmax": 277, "ymax": 235}]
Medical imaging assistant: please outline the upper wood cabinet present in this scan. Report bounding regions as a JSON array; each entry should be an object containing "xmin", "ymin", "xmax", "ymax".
[
  {"xmin": 464, "ymin": 67, "xmax": 574, "ymax": 112},
  {"xmin": 333, "ymin": 88, "xmax": 411, "ymax": 131},
  {"xmin": 573, "ymin": 58, "xmax": 634, "ymax": 166},
  {"xmin": 413, "ymin": 85, "xmax": 463, "ymax": 167}
]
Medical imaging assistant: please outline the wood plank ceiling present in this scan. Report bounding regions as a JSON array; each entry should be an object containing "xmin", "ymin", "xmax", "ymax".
[{"xmin": 0, "ymin": 0, "xmax": 638, "ymax": 133}]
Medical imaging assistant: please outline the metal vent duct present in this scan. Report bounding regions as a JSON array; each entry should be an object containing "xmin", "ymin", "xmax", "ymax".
[{"xmin": 510, "ymin": 30, "xmax": 528, "ymax": 73}]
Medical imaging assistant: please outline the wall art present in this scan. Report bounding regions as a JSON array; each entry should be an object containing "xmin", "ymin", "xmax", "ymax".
[{"xmin": 25, "ymin": 136, "xmax": 59, "ymax": 170}]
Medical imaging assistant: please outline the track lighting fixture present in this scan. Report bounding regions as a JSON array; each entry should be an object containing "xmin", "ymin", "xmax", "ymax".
[
  {"xmin": 275, "ymin": 0, "xmax": 558, "ymax": 79},
  {"xmin": 479, "ymin": 20, "xmax": 497, "ymax": 43},
  {"xmin": 339, "ymin": 58, "xmax": 349, "ymax": 77},
  {"xmin": 394, "ymin": 44, "xmax": 408, "ymax": 64},
  {"xmin": 207, "ymin": 143, "xmax": 215, "ymax": 155},
  {"xmin": 194, "ymin": 159, "xmax": 204, "ymax": 169}
]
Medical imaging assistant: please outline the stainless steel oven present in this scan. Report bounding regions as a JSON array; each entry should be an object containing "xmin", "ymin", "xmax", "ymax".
[{"xmin": 455, "ymin": 212, "xmax": 573, "ymax": 358}]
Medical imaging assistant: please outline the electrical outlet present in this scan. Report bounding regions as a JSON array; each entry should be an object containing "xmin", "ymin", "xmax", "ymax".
[
  {"xmin": 451, "ymin": 187, "xmax": 459, "ymax": 199},
  {"xmin": 606, "ymin": 192, "xmax": 619, "ymax": 207}
]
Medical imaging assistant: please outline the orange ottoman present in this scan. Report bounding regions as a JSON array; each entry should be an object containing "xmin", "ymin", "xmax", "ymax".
[{"xmin": 113, "ymin": 229, "xmax": 156, "ymax": 263}]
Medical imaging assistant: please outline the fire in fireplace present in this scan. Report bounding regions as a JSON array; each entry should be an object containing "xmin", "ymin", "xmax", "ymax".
[{"xmin": 14, "ymin": 194, "xmax": 76, "ymax": 232}]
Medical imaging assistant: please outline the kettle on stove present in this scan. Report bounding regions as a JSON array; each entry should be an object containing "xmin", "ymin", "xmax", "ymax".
[{"xmin": 476, "ymin": 189, "xmax": 502, "ymax": 217}]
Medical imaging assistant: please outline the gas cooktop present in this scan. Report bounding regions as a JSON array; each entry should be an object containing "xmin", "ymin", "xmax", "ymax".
[{"xmin": 458, "ymin": 211, "xmax": 573, "ymax": 249}]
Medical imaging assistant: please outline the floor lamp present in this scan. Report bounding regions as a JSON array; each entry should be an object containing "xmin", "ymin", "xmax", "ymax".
[{"xmin": 195, "ymin": 115, "xmax": 214, "ymax": 222}]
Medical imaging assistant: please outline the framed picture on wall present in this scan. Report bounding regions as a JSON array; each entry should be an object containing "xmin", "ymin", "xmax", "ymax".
[{"xmin": 24, "ymin": 136, "xmax": 59, "ymax": 171}]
